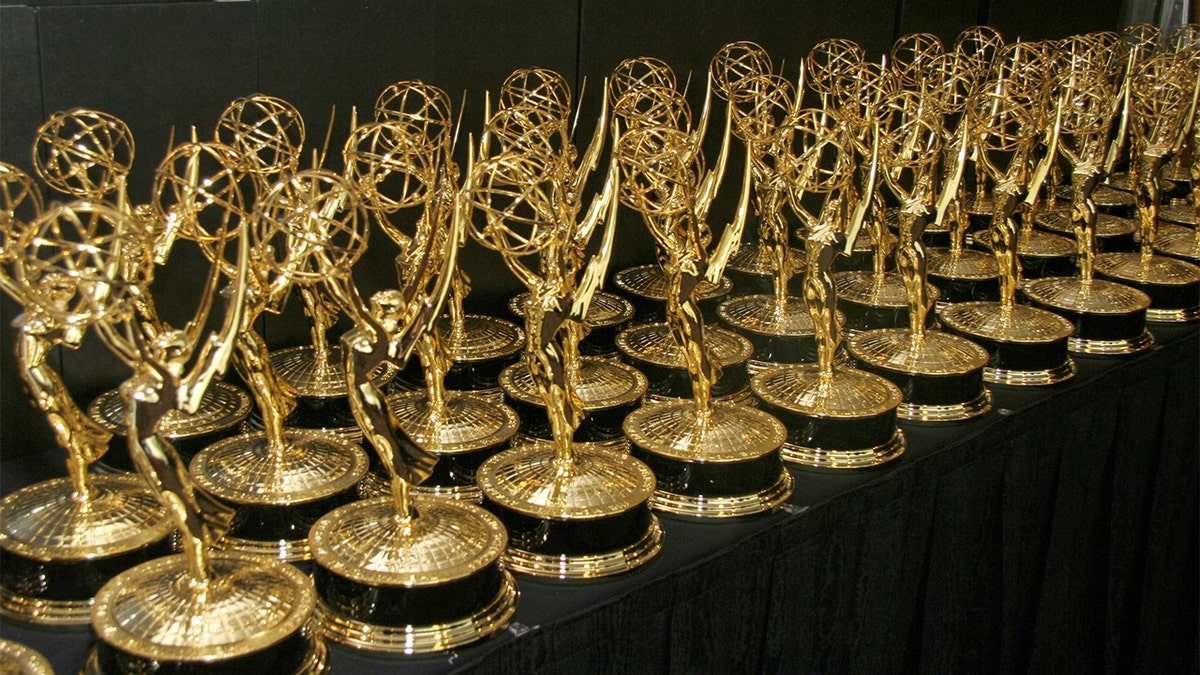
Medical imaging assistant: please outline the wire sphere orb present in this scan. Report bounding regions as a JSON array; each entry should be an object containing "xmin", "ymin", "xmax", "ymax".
[
  {"xmin": 215, "ymin": 94, "xmax": 306, "ymax": 177},
  {"xmin": 609, "ymin": 57, "xmax": 678, "ymax": 109},
  {"xmin": 0, "ymin": 162, "xmax": 44, "ymax": 263},
  {"xmin": 254, "ymin": 169, "xmax": 368, "ymax": 284},
  {"xmin": 33, "ymin": 108, "xmax": 134, "ymax": 199},
  {"xmin": 468, "ymin": 152, "xmax": 556, "ymax": 257},
  {"xmin": 500, "ymin": 68, "xmax": 572, "ymax": 121},
  {"xmin": 153, "ymin": 141, "xmax": 249, "ymax": 254},
  {"xmin": 374, "ymin": 80, "xmax": 455, "ymax": 153},
  {"xmin": 616, "ymin": 125, "xmax": 701, "ymax": 218},
  {"xmin": 344, "ymin": 120, "xmax": 438, "ymax": 213},
  {"xmin": 710, "ymin": 41, "xmax": 774, "ymax": 101}
]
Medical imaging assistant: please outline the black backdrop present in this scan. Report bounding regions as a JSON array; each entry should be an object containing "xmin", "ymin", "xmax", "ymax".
[{"xmin": 0, "ymin": 0, "xmax": 1126, "ymax": 461}]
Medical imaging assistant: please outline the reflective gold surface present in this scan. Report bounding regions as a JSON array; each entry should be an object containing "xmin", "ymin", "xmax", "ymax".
[
  {"xmin": 88, "ymin": 381, "xmax": 251, "ymax": 441},
  {"xmin": 613, "ymin": 264, "xmax": 732, "ymax": 303},
  {"xmin": 848, "ymin": 328, "xmax": 990, "ymax": 376},
  {"xmin": 616, "ymin": 322, "xmax": 753, "ymax": 370},
  {"xmin": 500, "ymin": 356, "xmax": 647, "ymax": 410},
  {"xmin": 0, "ymin": 639, "xmax": 53, "ymax": 675},
  {"xmin": 623, "ymin": 399, "xmax": 786, "ymax": 463}
]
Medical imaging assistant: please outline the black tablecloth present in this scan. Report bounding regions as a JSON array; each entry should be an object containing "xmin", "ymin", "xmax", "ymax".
[{"xmin": 2, "ymin": 324, "xmax": 1196, "ymax": 674}]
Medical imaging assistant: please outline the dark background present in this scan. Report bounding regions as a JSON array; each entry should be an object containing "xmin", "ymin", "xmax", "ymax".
[{"xmin": 0, "ymin": 0, "xmax": 1124, "ymax": 460}]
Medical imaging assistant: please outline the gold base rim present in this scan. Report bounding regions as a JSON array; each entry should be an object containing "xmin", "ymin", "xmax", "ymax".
[
  {"xmin": 782, "ymin": 429, "xmax": 906, "ymax": 469},
  {"xmin": 984, "ymin": 358, "xmax": 1076, "ymax": 386},
  {"xmin": 897, "ymin": 389, "xmax": 992, "ymax": 423},
  {"xmin": 1067, "ymin": 330, "xmax": 1156, "ymax": 355},
  {"xmin": 1146, "ymin": 305, "xmax": 1200, "ymax": 323},
  {"xmin": 0, "ymin": 589, "xmax": 93, "ymax": 627},
  {"xmin": 503, "ymin": 514, "xmax": 664, "ymax": 579},
  {"xmin": 313, "ymin": 570, "xmax": 518, "ymax": 654},
  {"xmin": 358, "ymin": 469, "xmax": 485, "ymax": 503},
  {"xmin": 215, "ymin": 535, "xmax": 312, "ymax": 563},
  {"xmin": 651, "ymin": 469, "xmax": 794, "ymax": 518},
  {"xmin": 0, "ymin": 638, "xmax": 54, "ymax": 675},
  {"xmin": 83, "ymin": 628, "xmax": 329, "ymax": 674}
]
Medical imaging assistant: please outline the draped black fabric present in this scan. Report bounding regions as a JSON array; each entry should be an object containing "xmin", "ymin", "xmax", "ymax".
[{"xmin": 1, "ymin": 326, "xmax": 1195, "ymax": 674}]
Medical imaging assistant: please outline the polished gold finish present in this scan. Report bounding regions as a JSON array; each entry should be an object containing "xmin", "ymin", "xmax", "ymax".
[
  {"xmin": 0, "ymin": 639, "xmax": 53, "ymax": 675},
  {"xmin": 0, "ymin": 185, "xmax": 174, "ymax": 626},
  {"xmin": 469, "ymin": 66, "xmax": 661, "ymax": 569},
  {"xmin": 613, "ymin": 263, "xmax": 731, "ymax": 308},
  {"xmin": 613, "ymin": 52, "xmax": 791, "ymax": 516}
]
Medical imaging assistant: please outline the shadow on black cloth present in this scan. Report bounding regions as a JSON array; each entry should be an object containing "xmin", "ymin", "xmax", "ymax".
[{"xmin": 1, "ymin": 325, "xmax": 1196, "ymax": 674}]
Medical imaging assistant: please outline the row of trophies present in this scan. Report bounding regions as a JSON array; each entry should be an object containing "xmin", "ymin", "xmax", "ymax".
[{"xmin": 1, "ymin": 21, "xmax": 1198, "ymax": 674}]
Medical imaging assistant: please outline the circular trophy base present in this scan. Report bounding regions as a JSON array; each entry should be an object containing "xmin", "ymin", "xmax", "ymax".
[
  {"xmin": 0, "ymin": 639, "xmax": 53, "ymax": 675},
  {"xmin": 1154, "ymin": 227, "xmax": 1200, "ymax": 263},
  {"xmin": 1105, "ymin": 171, "xmax": 1178, "ymax": 195},
  {"xmin": 0, "ymin": 474, "xmax": 176, "ymax": 626},
  {"xmin": 89, "ymin": 553, "xmax": 319, "ymax": 672},
  {"xmin": 88, "ymin": 381, "xmax": 252, "ymax": 471},
  {"xmin": 500, "ymin": 357, "xmax": 647, "ymax": 447},
  {"xmin": 616, "ymin": 322, "xmax": 752, "ymax": 401},
  {"xmin": 308, "ymin": 495, "xmax": 517, "ymax": 653},
  {"xmin": 623, "ymin": 399, "xmax": 792, "ymax": 517},
  {"xmin": 834, "ymin": 271, "xmax": 940, "ymax": 333},
  {"xmin": 613, "ymin": 264, "xmax": 732, "ymax": 324},
  {"xmin": 725, "ymin": 242, "xmax": 804, "ymax": 296},
  {"xmin": 928, "ymin": 248, "xmax": 1002, "ymax": 307},
  {"xmin": 1035, "ymin": 209, "xmax": 1138, "ymax": 253},
  {"xmin": 938, "ymin": 302, "xmax": 1076, "ymax": 386},
  {"xmin": 1094, "ymin": 251, "xmax": 1200, "ymax": 323},
  {"xmin": 477, "ymin": 442, "xmax": 662, "ymax": 578},
  {"xmin": 751, "ymin": 364, "xmax": 906, "ymax": 469},
  {"xmin": 1157, "ymin": 202, "xmax": 1200, "ymax": 227},
  {"xmin": 190, "ymin": 430, "xmax": 369, "ymax": 561},
  {"xmin": 717, "ymin": 294, "xmax": 827, "ymax": 369},
  {"xmin": 510, "ymin": 290, "xmax": 633, "ymax": 358},
  {"xmin": 1022, "ymin": 277, "xmax": 1154, "ymax": 355},
  {"xmin": 271, "ymin": 345, "xmax": 397, "ymax": 399},
  {"xmin": 393, "ymin": 315, "xmax": 525, "ymax": 398},
  {"xmin": 972, "ymin": 228, "xmax": 1077, "ymax": 279},
  {"xmin": 847, "ymin": 328, "xmax": 992, "ymax": 423}
]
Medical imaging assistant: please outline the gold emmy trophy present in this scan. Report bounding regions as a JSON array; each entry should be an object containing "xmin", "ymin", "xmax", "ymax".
[
  {"xmin": 216, "ymin": 94, "xmax": 378, "ymax": 436},
  {"xmin": 1094, "ymin": 52, "xmax": 1200, "ymax": 321},
  {"xmin": 0, "ymin": 173, "xmax": 174, "ymax": 627},
  {"xmin": 79, "ymin": 164, "xmax": 325, "ymax": 672},
  {"xmin": 343, "ymin": 109, "xmax": 520, "ymax": 502},
  {"xmin": 970, "ymin": 42, "xmax": 1078, "ymax": 279},
  {"xmin": 306, "ymin": 175, "xmax": 518, "ymax": 653},
  {"xmin": 751, "ymin": 225, "xmax": 906, "ymax": 468},
  {"xmin": 615, "ymin": 87, "xmax": 793, "ymax": 517},
  {"xmin": 374, "ymin": 81, "xmax": 526, "ymax": 402},
  {"xmin": 609, "ymin": 59, "xmax": 756, "ymax": 404},
  {"xmin": 28, "ymin": 109, "xmax": 251, "ymax": 472},
  {"xmin": 846, "ymin": 89, "xmax": 992, "ymax": 421},
  {"xmin": 187, "ymin": 164, "xmax": 369, "ymax": 564},
  {"xmin": 608, "ymin": 59, "xmax": 735, "ymax": 324},
  {"xmin": 467, "ymin": 71, "xmax": 663, "ymax": 578},
  {"xmin": 1023, "ymin": 37, "xmax": 1156, "ymax": 354},
  {"xmin": 938, "ymin": 80, "xmax": 1076, "ymax": 385},
  {"xmin": 830, "ymin": 45, "xmax": 944, "ymax": 334},
  {"xmin": 486, "ymin": 69, "xmax": 649, "ymax": 454},
  {"xmin": 710, "ymin": 42, "xmax": 834, "ymax": 376},
  {"xmin": 925, "ymin": 50, "xmax": 1001, "ymax": 306}
]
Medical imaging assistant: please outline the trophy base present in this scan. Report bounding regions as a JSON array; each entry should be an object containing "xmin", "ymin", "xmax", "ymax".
[
  {"xmin": 623, "ymin": 399, "xmax": 792, "ymax": 518},
  {"xmin": 271, "ymin": 345, "xmax": 397, "ymax": 399},
  {"xmin": 1022, "ymin": 276, "xmax": 1155, "ymax": 355},
  {"xmin": 927, "ymin": 248, "xmax": 1001, "ymax": 305},
  {"xmin": 1094, "ymin": 251, "xmax": 1200, "ymax": 323},
  {"xmin": 500, "ymin": 357, "xmax": 647, "ymax": 448},
  {"xmin": 725, "ymin": 242, "xmax": 804, "ymax": 296},
  {"xmin": 392, "ymin": 315, "xmax": 525, "ymax": 401},
  {"xmin": 834, "ymin": 271, "xmax": 940, "ymax": 333},
  {"xmin": 847, "ymin": 329, "xmax": 992, "ymax": 423},
  {"xmin": 1157, "ymin": 202, "xmax": 1200, "ymax": 227},
  {"xmin": 616, "ymin": 322, "xmax": 753, "ymax": 401},
  {"xmin": 613, "ymin": 264, "xmax": 732, "ymax": 324},
  {"xmin": 0, "ymin": 639, "xmax": 53, "ymax": 675},
  {"xmin": 0, "ymin": 474, "xmax": 176, "ymax": 627},
  {"xmin": 309, "ymin": 496, "xmax": 517, "ymax": 652},
  {"xmin": 190, "ymin": 430, "xmax": 370, "ymax": 562},
  {"xmin": 510, "ymin": 291, "xmax": 633, "ymax": 358},
  {"xmin": 89, "ymin": 553, "xmax": 319, "ymax": 671},
  {"xmin": 717, "ymin": 295, "xmax": 825, "ymax": 367},
  {"xmin": 1154, "ymin": 227, "xmax": 1200, "ymax": 263},
  {"xmin": 88, "ymin": 381, "xmax": 252, "ymax": 472},
  {"xmin": 751, "ymin": 364, "xmax": 906, "ymax": 469},
  {"xmin": 972, "ymin": 229, "xmax": 1077, "ymax": 279},
  {"xmin": 938, "ymin": 302, "xmax": 1076, "ymax": 386},
  {"xmin": 477, "ymin": 442, "xmax": 662, "ymax": 578},
  {"xmin": 1035, "ymin": 209, "xmax": 1138, "ymax": 253}
]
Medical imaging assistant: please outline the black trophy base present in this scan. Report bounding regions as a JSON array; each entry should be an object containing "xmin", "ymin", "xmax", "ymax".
[
  {"xmin": 1094, "ymin": 252, "xmax": 1200, "ymax": 323},
  {"xmin": 84, "ymin": 628, "xmax": 326, "ymax": 675},
  {"xmin": 1022, "ymin": 277, "xmax": 1156, "ymax": 356}
]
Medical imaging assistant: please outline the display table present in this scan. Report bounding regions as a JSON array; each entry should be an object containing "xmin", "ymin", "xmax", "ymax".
[{"xmin": 2, "ymin": 324, "xmax": 1196, "ymax": 673}]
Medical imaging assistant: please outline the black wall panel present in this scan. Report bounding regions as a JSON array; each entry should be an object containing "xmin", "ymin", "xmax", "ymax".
[{"xmin": 898, "ymin": 0, "xmax": 988, "ymax": 45}]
